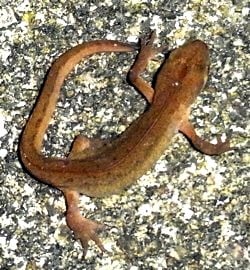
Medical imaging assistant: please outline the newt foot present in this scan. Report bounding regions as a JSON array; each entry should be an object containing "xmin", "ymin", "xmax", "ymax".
[{"xmin": 66, "ymin": 210, "xmax": 106, "ymax": 257}]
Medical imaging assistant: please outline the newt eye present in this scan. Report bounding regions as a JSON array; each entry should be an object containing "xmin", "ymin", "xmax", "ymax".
[
  {"xmin": 178, "ymin": 65, "xmax": 188, "ymax": 79},
  {"xmin": 196, "ymin": 63, "xmax": 208, "ymax": 73}
]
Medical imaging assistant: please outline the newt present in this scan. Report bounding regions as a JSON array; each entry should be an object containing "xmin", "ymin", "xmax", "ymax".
[{"xmin": 19, "ymin": 32, "xmax": 231, "ymax": 257}]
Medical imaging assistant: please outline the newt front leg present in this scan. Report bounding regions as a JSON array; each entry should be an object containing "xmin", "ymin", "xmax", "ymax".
[{"xmin": 179, "ymin": 120, "xmax": 231, "ymax": 155}]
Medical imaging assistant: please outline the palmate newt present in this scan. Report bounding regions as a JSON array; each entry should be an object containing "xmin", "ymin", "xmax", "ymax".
[{"xmin": 20, "ymin": 32, "xmax": 231, "ymax": 257}]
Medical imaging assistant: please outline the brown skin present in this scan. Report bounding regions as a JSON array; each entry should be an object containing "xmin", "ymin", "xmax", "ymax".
[{"xmin": 20, "ymin": 33, "xmax": 230, "ymax": 256}]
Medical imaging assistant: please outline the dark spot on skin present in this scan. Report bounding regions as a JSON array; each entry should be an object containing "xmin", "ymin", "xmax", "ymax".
[
  {"xmin": 105, "ymin": 170, "xmax": 112, "ymax": 177},
  {"xmin": 95, "ymin": 163, "xmax": 100, "ymax": 169},
  {"xmin": 42, "ymin": 103, "xmax": 48, "ymax": 114},
  {"xmin": 35, "ymin": 119, "xmax": 42, "ymax": 129}
]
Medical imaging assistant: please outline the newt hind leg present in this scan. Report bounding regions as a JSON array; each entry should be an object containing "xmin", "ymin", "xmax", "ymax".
[
  {"xmin": 65, "ymin": 136, "xmax": 109, "ymax": 257},
  {"xmin": 69, "ymin": 135, "xmax": 108, "ymax": 160},
  {"xmin": 63, "ymin": 190, "xmax": 106, "ymax": 257}
]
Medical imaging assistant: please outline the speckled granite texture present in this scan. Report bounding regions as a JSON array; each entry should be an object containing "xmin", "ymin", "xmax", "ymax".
[{"xmin": 0, "ymin": 1, "xmax": 249, "ymax": 269}]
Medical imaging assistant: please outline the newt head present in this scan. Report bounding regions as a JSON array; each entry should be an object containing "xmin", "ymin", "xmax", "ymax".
[
  {"xmin": 163, "ymin": 40, "xmax": 210, "ymax": 104},
  {"xmin": 169, "ymin": 40, "xmax": 209, "ymax": 79}
]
